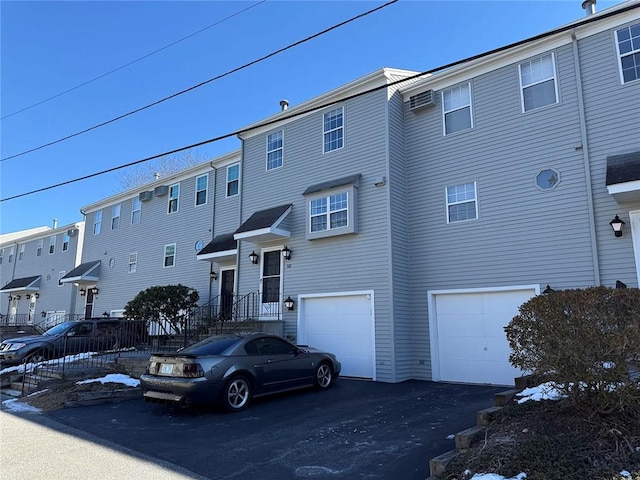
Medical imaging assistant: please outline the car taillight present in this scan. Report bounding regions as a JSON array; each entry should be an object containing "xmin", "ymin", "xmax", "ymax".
[{"xmin": 182, "ymin": 363, "xmax": 204, "ymax": 378}]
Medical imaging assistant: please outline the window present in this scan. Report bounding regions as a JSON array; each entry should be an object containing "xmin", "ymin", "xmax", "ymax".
[
  {"xmin": 261, "ymin": 250, "xmax": 281, "ymax": 304},
  {"xmin": 48, "ymin": 236, "xmax": 56, "ymax": 255},
  {"xmin": 323, "ymin": 107, "xmax": 344, "ymax": 153},
  {"xmin": 8, "ymin": 246, "xmax": 14, "ymax": 263},
  {"xmin": 168, "ymin": 184, "xmax": 180, "ymax": 214},
  {"xmin": 131, "ymin": 197, "xmax": 141, "ymax": 224},
  {"xmin": 304, "ymin": 177, "xmax": 359, "ymax": 240},
  {"xmin": 446, "ymin": 182, "xmax": 478, "ymax": 223},
  {"xmin": 536, "ymin": 169, "xmax": 560, "ymax": 190},
  {"xmin": 62, "ymin": 233, "xmax": 69, "ymax": 252},
  {"xmin": 36, "ymin": 239, "xmax": 43, "ymax": 257},
  {"xmin": 311, "ymin": 192, "xmax": 349, "ymax": 233},
  {"xmin": 616, "ymin": 22, "xmax": 640, "ymax": 83},
  {"xmin": 226, "ymin": 164, "xmax": 239, "ymax": 197},
  {"xmin": 442, "ymin": 83, "xmax": 473, "ymax": 134},
  {"xmin": 0, "ymin": 249, "xmax": 3, "ymax": 265},
  {"xmin": 519, "ymin": 53, "xmax": 558, "ymax": 112},
  {"xmin": 18, "ymin": 244, "xmax": 25, "ymax": 260},
  {"xmin": 195, "ymin": 174, "xmax": 208, "ymax": 206},
  {"xmin": 163, "ymin": 244, "xmax": 176, "ymax": 268},
  {"xmin": 267, "ymin": 131, "xmax": 283, "ymax": 170},
  {"xmin": 128, "ymin": 252, "xmax": 138, "ymax": 273},
  {"xmin": 111, "ymin": 204, "xmax": 121, "ymax": 230},
  {"xmin": 94, "ymin": 210, "xmax": 102, "ymax": 235},
  {"xmin": 58, "ymin": 271, "xmax": 65, "ymax": 286}
]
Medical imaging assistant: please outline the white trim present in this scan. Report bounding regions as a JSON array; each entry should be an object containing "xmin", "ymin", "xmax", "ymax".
[
  {"xmin": 427, "ymin": 284, "xmax": 539, "ymax": 382},
  {"xmin": 195, "ymin": 173, "xmax": 209, "ymax": 207},
  {"xmin": 197, "ymin": 249, "xmax": 238, "ymax": 261},
  {"xmin": 445, "ymin": 181, "xmax": 478, "ymax": 224},
  {"xmin": 217, "ymin": 267, "xmax": 236, "ymax": 298},
  {"xmin": 615, "ymin": 20, "xmax": 640, "ymax": 85},
  {"xmin": 226, "ymin": 163, "xmax": 240, "ymax": 198},
  {"xmin": 607, "ymin": 179, "xmax": 640, "ymax": 202},
  {"xmin": 630, "ymin": 210, "xmax": 640, "ymax": 286},
  {"xmin": 168, "ymin": 183, "xmax": 180, "ymax": 214},
  {"xmin": 322, "ymin": 106, "xmax": 345, "ymax": 154},
  {"xmin": 163, "ymin": 243, "xmax": 176, "ymax": 268},
  {"xmin": 266, "ymin": 130, "xmax": 284, "ymax": 171},
  {"xmin": 441, "ymin": 81, "xmax": 473, "ymax": 135},
  {"xmin": 258, "ymin": 246, "xmax": 285, "ymax": 319},
  {"xmin": 297, "ymin": 290, "xmax": 376, "ymax": 381},
  {"xmin": 518, "ymin": 52, "xmax": 559, "ymax": 113}
]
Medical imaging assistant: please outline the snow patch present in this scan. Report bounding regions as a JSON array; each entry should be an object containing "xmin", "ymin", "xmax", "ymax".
[
  {"xmin": 470, "ymin": 472, "xmax": 527, "ymax": 480},
  {"xmin": 76, "ymin": 373, "xmax": 140, "ymax": 387},
  {"xmin": 516, "ymin": 382, "xmax": 565, "ymax": 404},
  {"xmin": 2, "ymin": 398, "xmax": 42, "ymax": 413}
]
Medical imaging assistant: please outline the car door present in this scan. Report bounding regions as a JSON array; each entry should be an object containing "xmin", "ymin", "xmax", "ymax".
[
  {"xmin": 63, "ymin": 322, "xmax": 95, "ymax": 355},
  {"xmin": 253, "ymin": 337, "xmax": 313, "ymax": 392}
]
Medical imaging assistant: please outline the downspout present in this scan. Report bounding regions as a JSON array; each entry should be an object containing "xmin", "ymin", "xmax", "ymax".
[
  {"xmin": 236, "ymin": 142, "xmax": 245, "ymax": 301},
  {"xmin": 572, "ymin": 30, "xmax": 601, "ymax": 285},
  {"xmin": 208, "ymin": 164, "xmax": 218, "ymax": 305}
]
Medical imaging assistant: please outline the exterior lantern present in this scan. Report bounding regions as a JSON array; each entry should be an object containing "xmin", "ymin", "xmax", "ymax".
[
  {"xmin": 102, "ymin": 311, "xmax": 109, "ymax": 318},
  {"xmin": 41, "ymin": 311, "xmax": 46, "ymax": 318},
  {"xmin": 609, "ymin": 215, "xmax": 625, "ymax": 237},
  {"xmin": 79, "ymin": 287, "xmax": 86, "ymax": 296},
  {"xmin": 281, "ymin": 245, "xmax": 292, "ymax": 261},
  {"xmin": 249, "ymin": 251, "xmax": 259, "ymax": 265},
  {"xmin": 284, "ymin": 296, "xmax": 295, "ymax": 311},
  {"xmin": 91, "ymin": 287, "xmax": 99, "ymax": 295}
]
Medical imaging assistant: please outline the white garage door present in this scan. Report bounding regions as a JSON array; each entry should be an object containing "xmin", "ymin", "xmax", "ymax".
[
  {"xmin": 299, "ymin": 294, "xmax": 374, "ymax": 379},
  {"xmin": 432, "ymin": 288, "xmax": 536, "ymax": 386}
]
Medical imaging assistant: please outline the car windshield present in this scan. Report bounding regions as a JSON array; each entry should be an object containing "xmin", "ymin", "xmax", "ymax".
[
  {"xmin": 43, "ymin": 322, "xmax": 75, "ymax": 336},
  {"xmin": 182, "ymin": 336, "xmax": 240, "ymax": 356}
]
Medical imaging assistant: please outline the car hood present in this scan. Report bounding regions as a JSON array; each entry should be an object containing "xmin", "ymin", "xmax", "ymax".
[{"xmin": 1, "ymin": 335, "xmax": 49, "ymax": 345}]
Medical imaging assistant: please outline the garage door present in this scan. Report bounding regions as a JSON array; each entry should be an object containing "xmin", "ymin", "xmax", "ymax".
[
  {"xmin": 432, "ymin": 288, "xmax": 536, "ymax": 386},
  {"xmin": 299, "ymin": 294, "xmax": 374, "ymax": 379}
]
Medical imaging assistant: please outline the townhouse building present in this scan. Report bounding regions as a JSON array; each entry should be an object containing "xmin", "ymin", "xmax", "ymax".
[{"xmin": 0, "ymin": 222, "xmax": 85, "ymax": 326}]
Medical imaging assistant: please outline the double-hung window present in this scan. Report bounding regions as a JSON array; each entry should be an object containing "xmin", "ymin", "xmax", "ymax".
[
  {"xmin": 323, "ymin": 107, "xmax": 344, "ymax": 153},
  {"xmin": 62, "ymin": 233, "xmax": 69, "ymax": 252},
  {"xmin": 168, "ymin": 184, "xmax": 180, "ymax": 214},
  {"xmin": 8, "ymin": 246, "xmax": 14, "ymax": 263},
  {"xmin": 442, "ymin": 83, "xmax": 473, "ymax": 135},
  {"xmin": 94, "ymin": 211, "xmax": 102, "ymax": 235},
  {"xmin": 111, "ymin": 204, "xmax": 121, "ymax": 230},
  {"xmin": 519, "ymin": 53, "xmax": 558, "ymax": 112},
  {"xmin": 195, "ymin": 174, "xmax": 208, "ymax": 206},
  {"xmin": 227, "ymin": 164, "xmax": 239, "ymax": 197},
  {"xmin": 131, "ymin": 197, "xmax": 141, "ymax": 224},
  {"xmin": 163, "ymin": 244, "xmax": 176, "ymax": 268},
  {"xmin": 48, "ymin": 236, "xmax": 56, "ymax": 255},
  {"xmin": 446, "ymin": 182, "xmax": 478, "ymax": 223},
  {"xmin": 128, "ymin": 252, "xmax": 138, "ymax": 273},
  {"xmin": 616, "ymin": 22, "xmax": 640, "ymax": 83},
  {"xmin": 267, "ymin": 131, "xmax": 283, "ymax": 170},
  {"xmin": 36, "ymin": 240, "xmax": 43, "ymax": 257},
  {"xmin": 18, "ymin": 244, "xmax": 25, "ymax": 260}
]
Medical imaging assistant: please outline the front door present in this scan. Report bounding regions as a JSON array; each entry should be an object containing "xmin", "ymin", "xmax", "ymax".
[
  {"xmin": 84, "ymin": 288, "xmax": 95, "ymax": 318},
  {"xmin": 220, "ymin": 270, "xmax": 235, "ymax": 320},
  {"xmin": 260, "ymin": 250, "xmax": 282, "ymax": 318}
]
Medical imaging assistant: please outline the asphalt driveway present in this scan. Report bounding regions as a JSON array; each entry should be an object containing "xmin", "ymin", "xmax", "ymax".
[{"xmin": 44, "ymin": 379, "xmax": 504, "ymax": 479}]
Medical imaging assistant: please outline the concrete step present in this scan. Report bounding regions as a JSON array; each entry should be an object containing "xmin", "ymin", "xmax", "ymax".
[
  {"xmin": 514, "ymin": 374, "xmax": 537, "ymax": 391},
  {"xmin": 454, "ymin": 425, "xmax": 486, "ymax": 450},
  {"xmin": 429, "ymin": 449, "xmax": 460, "ymax": 478},
  {"xmin": 494, "ymin": 388, "xmax": 519, "ymax": 406},
  {"xmin": 476, "ymin": 405, "xmax": 505, "ymax": 426}
]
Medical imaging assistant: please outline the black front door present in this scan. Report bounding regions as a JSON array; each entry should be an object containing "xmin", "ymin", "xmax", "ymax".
[
  {"xmin": 220, "ymin": 270, "xmax": 234, "ymax": 320},
  {"xmin": 84, "ymin": 288, "xmax": 95, "ymax": 319}
]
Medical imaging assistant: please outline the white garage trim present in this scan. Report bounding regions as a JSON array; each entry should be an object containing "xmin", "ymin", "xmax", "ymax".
[
  {"xmin": 428, "ymin": 284, "xmax": 540, "ymax": 384},
  {"xmin": 297, "ymin": 290, "xmax": 376, "ymax": 380}
]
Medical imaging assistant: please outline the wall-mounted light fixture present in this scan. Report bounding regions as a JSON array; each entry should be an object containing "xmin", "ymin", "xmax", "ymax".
[
  {"xmin": 15, "ymin": 295, "xmax": 21, "ymax": 300},
  {"xmin": 610, "ymin": 215, "xmax": 625, "ymax": 237},
  {"xmin": 543, "ymin": 284, "xmax": 555, "ymax": 294},
  {"xmin": 210, "ymin": 271, "xmax": 218, "ymax": 281},
  {"xmin": 91, "ymin": 287, "xmax": 99, "ymax": 295},
  {"xmin": 26, "ymin": 294, "xmax": 31, "ymax": 300},
  {"xmin": 281, "ymin": 245, "xmax": 292, "ymax": 261},
  {"xmin": 249, "ymin": 251, "xmax": 259, "ymax": 265},
  {"xmin": 284, "ymin": 296, "xmax": 295, "ymax": 311},
  {"xmin": 79, "ymin": 287, "xmax": 86, "ymax": 296},
  {"xmin": 7, "ymin": 294, "xmax": 12, "ymax": 301},
  {"xmin": 102, "ymin": 311, "xmax": 109, "ymax": 318},
  {"xmin": 34, "ymin": 292, "xmax": 40, "ymax": 299},
  {"xmin": 41, "ymin": 311, "xmax": 46, "ymax": 318}
]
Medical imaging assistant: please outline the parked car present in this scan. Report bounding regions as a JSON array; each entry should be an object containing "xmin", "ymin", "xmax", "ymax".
[
  {"xmin": 0, "ymin": 318, "xmax": 146, "ymax": 366},
  {"xmin": 140, "ymin": 332, "xmax": 341, "ymax": 411}
]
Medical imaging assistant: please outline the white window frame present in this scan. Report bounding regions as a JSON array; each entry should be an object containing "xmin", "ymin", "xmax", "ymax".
[
  {"xmin": 323, "ymin": 107, "xmax": 344, "ymax": 154},
  {"xmin": 58, "ymin": 271, "xmax": 66, "ymax": 286},
  {"xmin": 128, "ymin": 252, "xmax": 138, "ymax": 273},
  {"xmin": 615, "ymin": 22, "xmax": 640, "ymax": 84},
  {"xmin": 446, "ymin": 181, "xmax": 478, "ymax": 224},
  {"xmin": 0, "ymin": 248, "xmax": 3, "ymax": 265},
  {"xmin": 131, "ymin": 197, "xmax": 141, "ymax": 224},
  {"xmin": 8, "ymin": 246, "xmax": 14, "ymax": 263},
  {"xmin": 442, "ymin": 82, "xmax": 473, "ymax": 135},
  {"xmin": 62, "ymin": 233, "xmax": 69, "ymax": 252},
  {"xmin": 168, "ymin": 184, "xmax": 180, "ymax": 214},
  {"xmin": 266, "ymin": 131, "xmax": 284, "ymax": 171},
  {"xmin": 36, "ymin": 239, "xmax": 43, "ymax": 257},
  {"xmin": 163, "ymin": 243, "xmax": 176, "ymax": 268},
  {"xmin": 259, "ymin": 247, "xmax": 284, "ymax": 319},
  {"xmin": 195, "ymin": 174, "xmax": 208, "ymax": 206},
  {"xmin": 518, "ymin": 52, "xmax": 558, "ymax": 112},
  {"xmin": 305, "ymin": 185, "xmax": 358, "ymax": 240},
  {"xmin": 94, "ymin": 210, "xmax": 102, "ymax": 235},
  {"xmin": 18, "ymin": 244, "xmax": 25, "ymax": 260},
  {"xmin": 111, "ymin": 204, "xmax": 121, "ymax": 230},
  {"xmin": 226, "ymin": 164, "xmax": 240, "ymax": 197},
  {"xmin": 48, "ymin": 236, "xmax": 56, "ymax": 255}
]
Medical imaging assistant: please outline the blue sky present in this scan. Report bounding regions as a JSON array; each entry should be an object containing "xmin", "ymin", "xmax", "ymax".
[{"xmin": 0, "ymin": 0, "xmax": 622, "ymax": 234}]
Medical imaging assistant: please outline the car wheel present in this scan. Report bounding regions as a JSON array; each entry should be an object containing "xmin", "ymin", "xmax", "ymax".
[
  {"xmin": 29, "ymin": 349, "xmax": 49, "ymax": 364},
  {"xmin": 222, "ymin": 376, "xmax": 251, "ymax": 412},
  {"xmin": 314, "ymin": 362, "xmax": 333, "ymax": 390}
]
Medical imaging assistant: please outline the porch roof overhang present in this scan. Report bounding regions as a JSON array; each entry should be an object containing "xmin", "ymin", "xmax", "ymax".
[
  {"xmin": 0, "ymin": 276, "xmax": 41, "ymax": 293},
  {"xmin": 197, "ymin": 233, "xmax": 238, "ymax": 263},
  {"xmin": 606, "ymin": 151, "xmax": 640, "ymax": 203},
  {"xmin": 59, "ymin": 260, "xmax": 101, "ymax": 284},
  {"xmin": 234, "ymin": 204, "xmax": 292, "ymax": 242}
]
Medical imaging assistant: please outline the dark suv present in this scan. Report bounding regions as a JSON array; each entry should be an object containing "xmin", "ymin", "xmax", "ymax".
[{"xmin": 0, "ymin": 319, "xmax": 146, "ymax": 366}]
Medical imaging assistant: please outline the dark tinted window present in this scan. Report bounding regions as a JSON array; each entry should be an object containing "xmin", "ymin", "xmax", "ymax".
[
  {"xmin": 257, "ymin": 337, "xmax": 295, "ymax": 355},
  {"xmin": 184, "ymin": 337, "xmax": 240, "ymax": 356},
  {"xmin": 244, "ymin": 340, "xmax": 260, "ymax": 356}
]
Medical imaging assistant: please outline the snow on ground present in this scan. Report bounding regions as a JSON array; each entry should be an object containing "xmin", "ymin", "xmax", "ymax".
[
  {"xmin": 2, "ymin": 398, "xmax": 42, "ymax": 413},
  {"xmin": 515, "ymin": 382, "xmax": 566, "ymax": 404},
  {"xmin": 0, "ymin": 352, "xmax": 97, "ymax": 376},
  {"xmin": 469, "ymin": 473, "xmax": 526, "ymax": 480},
  {"xmin": 76, "ymin": 373, "xmax": 140, "ymax": 387}
]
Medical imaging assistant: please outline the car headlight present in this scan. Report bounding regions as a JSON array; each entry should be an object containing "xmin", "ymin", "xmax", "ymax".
[{"xmin": 3, "ymin": 342, "xmax": 26, "ymax": 351}]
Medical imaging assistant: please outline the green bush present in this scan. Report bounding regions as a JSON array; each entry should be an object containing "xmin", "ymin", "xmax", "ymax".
[
  {"xmin": 505, "ymin": 286, "xmax": 640, "ymax": 413},
  {"xmin": 124, "ymin": 284, "xmax": 199, "ymax": 334}
]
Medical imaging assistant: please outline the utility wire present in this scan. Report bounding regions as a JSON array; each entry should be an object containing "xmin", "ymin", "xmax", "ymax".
[
  {"xmin": 0, "ymin": 0, "xmax": 398, "ymax": 163},
  {"xmin": 1, "ymin": 1, "xmax": 267, "ymax": 120},
  {"xmin": 2, "ymin": 1, "xmax": 637, "ymax": 204}
]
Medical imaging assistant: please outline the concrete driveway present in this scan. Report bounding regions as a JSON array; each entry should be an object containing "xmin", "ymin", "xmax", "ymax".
[{"xmin": 39, "ymin": 379, "xmax": 503, "ymax": 479}]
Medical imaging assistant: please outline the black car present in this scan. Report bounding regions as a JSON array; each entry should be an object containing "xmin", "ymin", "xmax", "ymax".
[
  {"xmin": 0, "ymin": 319, "xmax": 145, "ymax": 366},
  {"xmin": 140, "ymin": 333, "xmax": 341, "ymax": 411}
]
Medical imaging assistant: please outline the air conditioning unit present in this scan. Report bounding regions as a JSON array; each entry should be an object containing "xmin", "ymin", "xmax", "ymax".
[
  {"xmin": 67, "ymin": 228, "xmax": 77, "ymax": 236},
  {"xmin": 154, "ymin": 185, "xmax": 169, "ymax": 197},
  {"xmin": 409, "ymin": 90, "xmax": 436, "ymax": 111},
  {"xmin": 139, "ymin": 191, "xmax": 153, "ymax": 202}
]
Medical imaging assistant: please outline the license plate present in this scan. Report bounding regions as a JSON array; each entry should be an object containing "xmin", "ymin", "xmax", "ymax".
[{"xmin": 160, "ymin": 363, "xmax": 174, "ymax": 375}]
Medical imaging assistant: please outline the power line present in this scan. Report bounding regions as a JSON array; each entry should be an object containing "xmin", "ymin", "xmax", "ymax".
[
  {"xmin": 3, "ymin": 1, "xmax": 637, "ymax": 204},
  {"xmin": 0, "ymin": 1, "xmax": 267, "ymax": 120},
  {"xmin": 0, "ymin": 0, "xmax": 398, "ymax": 163}
]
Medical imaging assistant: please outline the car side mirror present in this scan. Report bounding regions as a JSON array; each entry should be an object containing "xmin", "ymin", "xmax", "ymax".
[{"xmin": 66, "ymin": 331, "xmax": 76, "ymax": 337}]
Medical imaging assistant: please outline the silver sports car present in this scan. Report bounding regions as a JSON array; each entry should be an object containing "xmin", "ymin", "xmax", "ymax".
[{"xmin": 140, "ymin": 332, "xmax": 341, "ymax": 411}]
